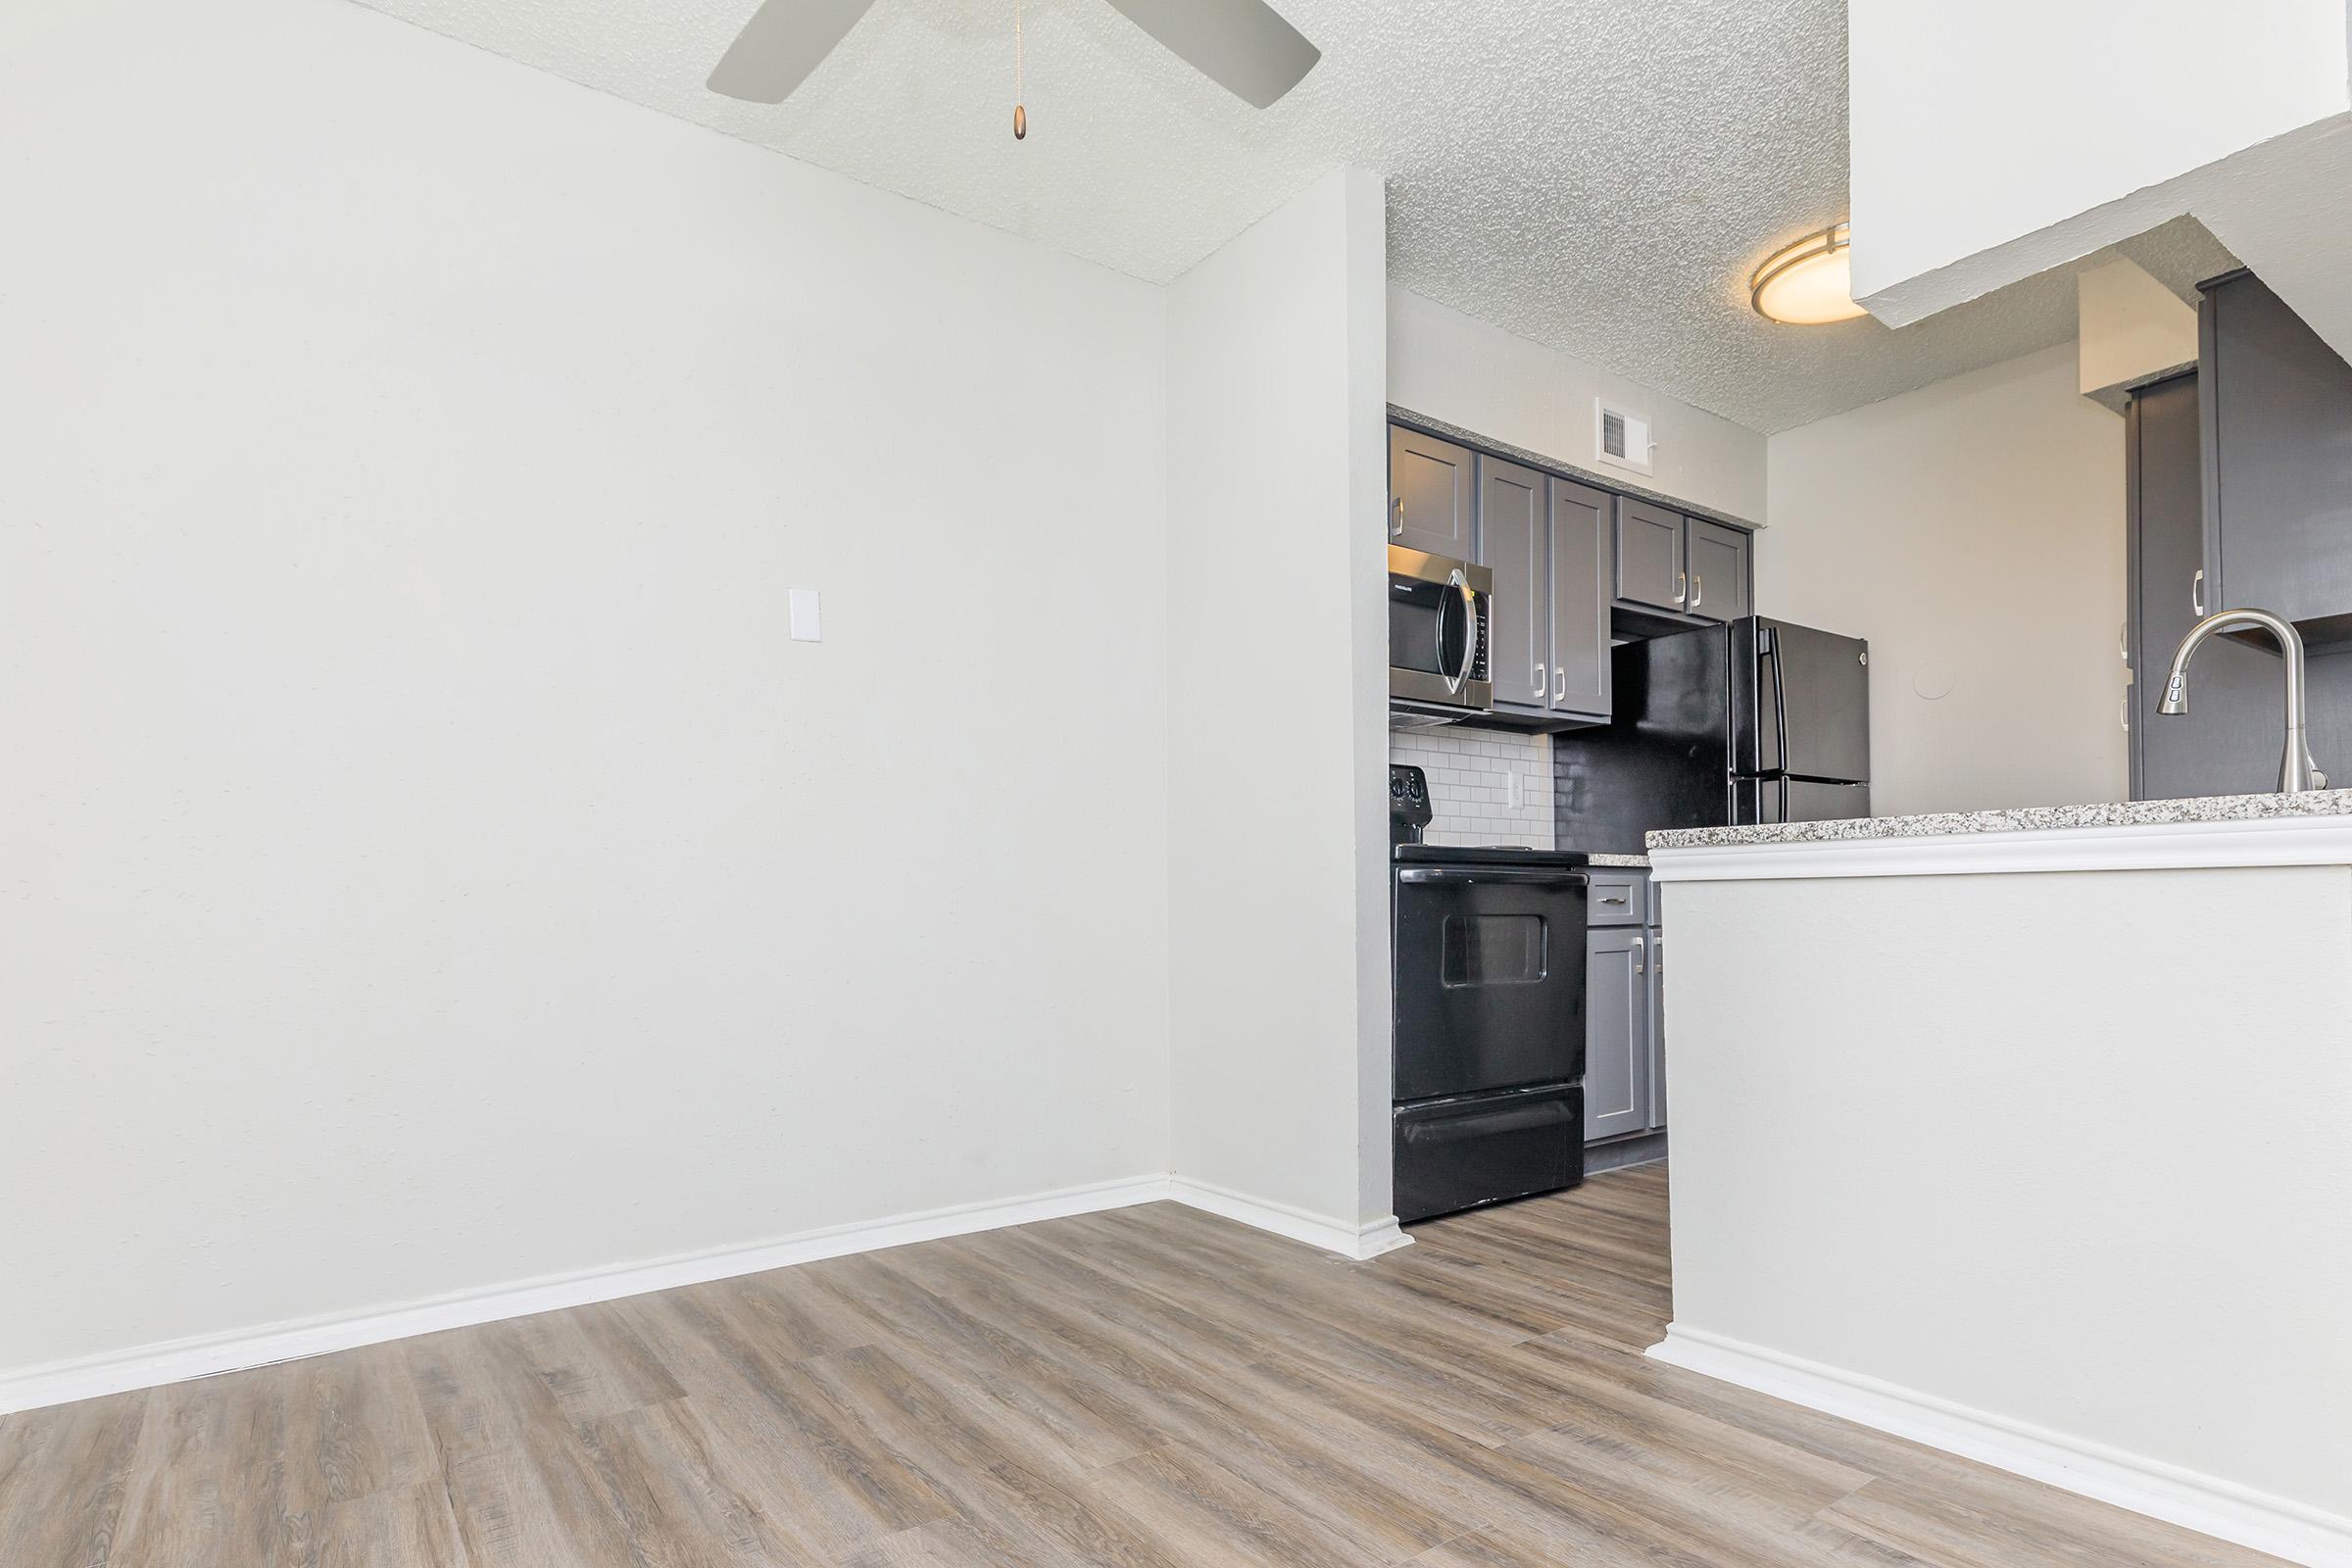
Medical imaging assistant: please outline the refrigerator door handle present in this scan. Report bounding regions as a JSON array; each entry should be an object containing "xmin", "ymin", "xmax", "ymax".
[{"xmin": 1753, "ymin": 623, "xmax": 1790, "ymax": 776}]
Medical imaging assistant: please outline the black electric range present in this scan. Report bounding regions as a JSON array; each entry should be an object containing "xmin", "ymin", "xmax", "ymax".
[{"xmin": 1388, "ymin": 764, "xmax": 1590, "ymax": 1223}]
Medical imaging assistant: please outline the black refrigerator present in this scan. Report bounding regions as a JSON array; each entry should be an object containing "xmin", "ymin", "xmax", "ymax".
[{"xmin": 1553, "ymin": 616, "xmax": 1871, "ymax": 856}]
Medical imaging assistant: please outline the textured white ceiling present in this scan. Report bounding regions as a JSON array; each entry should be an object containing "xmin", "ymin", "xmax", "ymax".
[{"xmin": 352, "ymin": 0, "xmax": 2235, "ymax": 433}]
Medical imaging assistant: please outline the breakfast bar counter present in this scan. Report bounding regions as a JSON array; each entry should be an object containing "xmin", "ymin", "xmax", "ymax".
[{"xmin": 1642, "ymin": 793, "xmax": 2352, "ymax": 1566}]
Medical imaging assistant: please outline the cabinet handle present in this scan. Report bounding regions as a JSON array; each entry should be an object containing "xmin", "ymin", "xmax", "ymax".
[
  {"xmin": 1391, "ymin": 497, "xmax": 1404, "ymax": 538},
  {"xmin": 1632, "ymin": 935, "xmax": 1646, "ymax": 974},
  {"xmin": 1691, "ymin": 574, "xmax": 1703, "ymax": 611},
  {"xmin": 1553, "ymin": 666, "xmax": 1568, "ymax": 702},
  {"xmin": 2121, "ymin": 693, "xmax": 2131, "ymax": 733},
  {"xmin": 2119, "ymin": 620, "xmax": 2130, "ymax": 665},
  {"xmin": 1533, "ymin": 662, "xmax": 1546, "ymax": 700},
  {"xmin": 2192, "ymin": 568, "xmax": 2205, "ymax": 616},
  {"xmin": 1598, "ymin": 892, "xmax": 1629, "ymax": 906},
  {"xmin": 1675, "ymin": 570, "xmax": 1688, "ymax": 606},
  {"xmin": 1653, "ymin": 937, "xmax": 1662, "ymax": 973}
]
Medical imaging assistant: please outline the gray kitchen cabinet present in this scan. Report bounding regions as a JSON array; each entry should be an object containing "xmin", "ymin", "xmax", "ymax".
[
  {"xmin": 2128, "ymin": 370, "xmax": 2281, "ymax": 800},
  {"xmin": 1614, "ymin": 498, "xmax": 1687, "ymax": 612},
  {"xmin": 1548, "ymin": 480, "xmax": 1613, "ymax": 714},
  {"xmin": 1583, "ymin": 924, "xmax": 1652, "ymax": 1143},
  {"xmin": 1614, "ymin": 500, "xmax": 1755, "ymax": 625},
  {"xmin": 2199, "ymin": 270, "xmax": 2352, "ymax": 647},
  {"xmin": 1390, "ymin": 424, "xmax": 1476, "ymax": 560},
  {"xmin": 1685, "ymin": 518, "xmax": 1751, "ymax": 624},
  {"xmin": 1481, "ymin": 457, "xmax": 1549, "ymax": 711},
  {"xmin": 1647, "ymin": 927, "xmax": 1668, "ymax": 1129},
  {"xmin": 1481, "ymin": 457, "xmax": 1612, "ymax": 724}
]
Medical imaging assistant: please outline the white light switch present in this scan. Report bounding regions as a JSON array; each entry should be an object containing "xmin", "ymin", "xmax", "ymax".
[{"xmin": 788, "ymin": 588, "xmax": 821, "ymax": 643}]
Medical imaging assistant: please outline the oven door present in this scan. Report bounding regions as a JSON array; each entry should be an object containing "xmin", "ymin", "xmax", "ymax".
[
  {"xmin": 1393, "ymin": 865, "xmax": 1588, "ymax": 1102},
  {"xmin": 1390, "ymin": 548, "xmax": 1493, "ymax": 713}
]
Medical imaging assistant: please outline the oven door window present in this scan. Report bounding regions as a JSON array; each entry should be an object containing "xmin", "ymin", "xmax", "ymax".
[{"xmin": 1442, "ymin": 912, "xmax": 1544, "ymax": 988}]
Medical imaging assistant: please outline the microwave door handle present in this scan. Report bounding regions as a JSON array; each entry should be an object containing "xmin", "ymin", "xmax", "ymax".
[
  {"xmin": 1441, "ymin": 568, "xmax": 1473, "ymax": 694},
  {"xmin": 1448, "ymin": 570, "xmax": 1467, "ymax": 681}
]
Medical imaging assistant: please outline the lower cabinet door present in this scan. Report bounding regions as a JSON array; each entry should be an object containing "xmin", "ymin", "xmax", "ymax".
[
  {"xmin": 1647, "ymin": 928, "xmax": 1667, "ymax": 1131},
  {"xmin": 1584, "ymin": 926, "xmax": 1652, "ymax": 1142}
]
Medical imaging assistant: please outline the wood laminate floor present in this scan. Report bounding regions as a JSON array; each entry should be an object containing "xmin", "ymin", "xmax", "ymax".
[{"xmin": 0, "ymin": 1162, "xmax": 2289, "ymax": 1566}]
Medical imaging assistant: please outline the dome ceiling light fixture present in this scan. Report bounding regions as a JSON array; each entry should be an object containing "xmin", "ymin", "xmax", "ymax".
[{"xmin": 1749, "ymin": 222, "xmax": 1869, "ymax": 325}]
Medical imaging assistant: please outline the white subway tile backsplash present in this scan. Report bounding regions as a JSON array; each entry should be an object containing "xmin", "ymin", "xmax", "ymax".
[{"xmin": 1390, "ymin": 727, "xmax": 1554, "ymax": 849}]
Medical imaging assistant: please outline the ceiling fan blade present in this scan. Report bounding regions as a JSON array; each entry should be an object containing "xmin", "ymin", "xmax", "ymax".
[
  {"xmin": 1101, "ymin": 0, "xmax": 1321, "ymax": 109},
  {"xmin": 708, "ymin": 0, "xmax": 881, "ymax": 104}
]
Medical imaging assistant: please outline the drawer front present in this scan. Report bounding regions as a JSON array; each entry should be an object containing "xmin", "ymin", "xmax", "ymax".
[
  {"xmin": 1588, "ymin": 870, "xmax": 1646, "ymax": 926},
  {"xmin": 1394, "ymin": 1085, "xmax": 1583, "ymax": 1223}
]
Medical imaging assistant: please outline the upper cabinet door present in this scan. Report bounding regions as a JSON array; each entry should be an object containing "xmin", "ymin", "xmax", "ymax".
[
  {"xmin": 1684, "ymin": 519, "xmax": 1751, "ymax": 624},
  {"xmin": 2132, "ymin": 372, "xmax": 2279, "ymax": 800},
  {"xmin": 1480, "ymin": 458, "xmax": 1549, "ymax": 713},
  {"xmin": 1389, "ymin": 426, "xmax": 1476, "ymax": 560},
  {"xmin": 1613, "ymin": 498, "xmax": 1686, "ymax": 612},
  {"xmin": 2201, "ymin": 272, "xmax": 2352, "ymax": 643},
  {"xmin": 1547, "ymin": 479, "xmax": 1611, "ymax": 718}
]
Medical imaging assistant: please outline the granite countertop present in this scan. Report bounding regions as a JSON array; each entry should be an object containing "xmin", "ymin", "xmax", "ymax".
[
  {"xmin": 1646, "ymin": 789, "xmax": 2352, "ymax": 851},
  {"xmin": 1586, "ymin": 853, "xmax": 1651, "ymax": 867}
]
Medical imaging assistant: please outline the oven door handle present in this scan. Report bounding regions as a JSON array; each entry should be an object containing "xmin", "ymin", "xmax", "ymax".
[{"xmin": 1397, "ymin": 868, "xmax": 1590, "ymax": 887}]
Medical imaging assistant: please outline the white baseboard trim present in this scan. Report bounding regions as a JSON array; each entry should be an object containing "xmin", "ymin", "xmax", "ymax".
[
  {"xmin": 1649, "ymin": 1324, "xmax": 2352, "ymax": 1568},
  {"xmin": 0, "ymin": 1173, "xmax": 1170, "ymax": 1419},
  {"xmin": 1166, "ymin": 1176, "xmax": 1414, "ymax": 1260},
  {"xmin": 2, "ymin": 1170, "xmax": 1416, "ymax": 1418}
]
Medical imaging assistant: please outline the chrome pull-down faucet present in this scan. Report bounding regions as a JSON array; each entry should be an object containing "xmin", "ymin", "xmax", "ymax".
[{"xmin": 2155, "ymin": 608, "xmax": 2329, "ymax": 793}]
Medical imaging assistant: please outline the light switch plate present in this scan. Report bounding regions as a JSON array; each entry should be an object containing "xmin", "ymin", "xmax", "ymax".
[{"xmin": 788, "ymin": 588, "xmax": 821, "ymax": 643}]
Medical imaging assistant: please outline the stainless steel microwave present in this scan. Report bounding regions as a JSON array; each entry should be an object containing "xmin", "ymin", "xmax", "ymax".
[{"xmin": 1389, "ymin": 545, "xmax": 1493, "ymax": 724}]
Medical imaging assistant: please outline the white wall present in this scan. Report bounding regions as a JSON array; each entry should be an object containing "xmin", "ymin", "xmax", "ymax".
[
  {"xmin": 1849, "ymin": 0, "xmax": 2349, "ymax": 309},
  {"xmin": 1388, "ymin": 289, "xmax": 1768, "ymax": 523},
  {"xmin": 1760, "ymin": 344, "xmax": 2127, "ymax": 815},
  {"xmin": 1848, "ymin": 0, "xmax": 2352, "ymax": 346},
  {"xmin": 1654, "ymin": 858, "xmax": 2352, "ymax": 1561},
  {"xmin": 1, "ymin": 0, "xmax": 1172, "ymax": 1385},
  {"xmin": 1166, "ymin": 169, "xmax": 1398, "ymax": 1245},
  {"xmin": 2078, "ymin": 258, "xmax": 2197, "ymax": 400},
  {"xmin": 1388, "ymin": 730, "xmax": 1555, "ymax": 851}
]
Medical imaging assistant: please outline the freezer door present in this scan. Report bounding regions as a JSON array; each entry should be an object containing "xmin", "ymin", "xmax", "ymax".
[
  {"xmin": 1737, "ymin": 776, "xmax": 1873, "ymax": 824},
  {"xmin": 1736, "ymin": 618, "xmax": 1872, "ymax": 783},
  {"xmin": 1393, "ymin": 1084, "xmax": 1583, "ymax": 1223}
]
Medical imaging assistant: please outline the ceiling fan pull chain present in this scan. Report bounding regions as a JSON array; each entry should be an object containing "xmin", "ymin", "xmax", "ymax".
[{"xmin": 1011, "ymin": 0, "xmax": 1027, "ymax": 140}]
